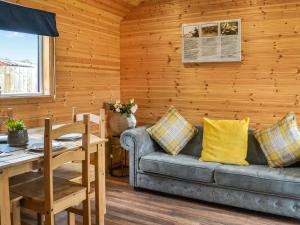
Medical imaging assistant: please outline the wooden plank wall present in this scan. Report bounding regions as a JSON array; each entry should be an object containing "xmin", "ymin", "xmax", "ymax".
[
  {"xmin": 121, "ymin": 0, "xmax": 300, "ymax": 129},
  {"xmin": 0, "ymin": 0, "xmax": 134, "ymax": 128}
]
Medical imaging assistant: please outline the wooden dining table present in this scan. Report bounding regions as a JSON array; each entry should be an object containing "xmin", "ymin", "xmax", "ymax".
[{"xmin": 0, "ymin": 126, "xmax": 107, "ymax": 225}]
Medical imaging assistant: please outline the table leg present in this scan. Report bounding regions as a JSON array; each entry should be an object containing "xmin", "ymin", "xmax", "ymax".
[
  {"xmin": 102, "ymin": 145, "xmax": 106, "ymax": 215},
  {"xmin": 95, "ymin": 143, "xmax": 105, "ymax": 225},
  {"xmin": 0, "ymin": 172, "xmax": 12, "ymax": 225}
]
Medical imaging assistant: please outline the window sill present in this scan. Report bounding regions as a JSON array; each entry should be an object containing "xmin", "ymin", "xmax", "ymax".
[{"xmin": 0, "ymin": 94, "xmax": 56, "ymax": 104}]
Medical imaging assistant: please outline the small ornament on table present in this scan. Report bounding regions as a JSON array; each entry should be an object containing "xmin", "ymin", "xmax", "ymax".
[{"xmin": 6, "ymin": 118, "xmax": 28, "ymax": 147}]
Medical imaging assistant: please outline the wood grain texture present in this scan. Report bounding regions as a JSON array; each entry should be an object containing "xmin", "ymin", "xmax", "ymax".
[
  {"xmin": 121, "ymin": 0, "xmax": 143, "ymax": 7},
  {"xmin": 20, "ymin": 177, "xmax": 300, "ymax": 225},
  {"xmin": 0, "ymin": 0, "xmax": 125, "ymax": 128},
  {"xmin": 121, "ymin": 0, "xmax": 300, "ymax": 128}
]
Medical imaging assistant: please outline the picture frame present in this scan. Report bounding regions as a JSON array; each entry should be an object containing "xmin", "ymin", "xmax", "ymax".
[{"xmin": 182, "ymin": 19, "xmax": 241, "ymax": 63}]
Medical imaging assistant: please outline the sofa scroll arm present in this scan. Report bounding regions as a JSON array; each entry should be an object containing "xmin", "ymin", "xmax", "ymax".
[
  {"xmin": 120, "ymin": 125, "xmax": 158, "ymax": 186},
  {"xmin": 120, "ymin": 125, "xmax": 158, "ymax": 157}
]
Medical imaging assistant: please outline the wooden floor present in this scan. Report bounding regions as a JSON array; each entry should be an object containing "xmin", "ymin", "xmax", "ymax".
[{"xmin": 21, "ymin": 177, "xmax": 300, "ymax": 225}]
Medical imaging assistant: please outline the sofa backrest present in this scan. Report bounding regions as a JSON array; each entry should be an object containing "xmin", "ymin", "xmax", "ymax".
[
  {"xmin": 247, "ymin": 129, "xmax": 268, "ymax": 165},
  {"xmin": 180, "ymin": 125, "xmax": 268, "ymax": 165},
  {"xmin": 180, "ymin": 125, "xmax": 203, "ymax": 157}
]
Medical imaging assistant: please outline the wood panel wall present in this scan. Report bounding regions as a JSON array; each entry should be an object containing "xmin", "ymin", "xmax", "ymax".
[
  {"xmin": 121, "ymin": 0, "xmax": 300, "ymax": 128},
  {"xmin": 0, "ymin": 0, "xmax": 134, "ymax": 128}
]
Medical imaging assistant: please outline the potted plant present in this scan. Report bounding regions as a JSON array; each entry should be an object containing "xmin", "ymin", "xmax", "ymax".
[
  {"xmin": 108, "ymin": 99, "xmax": 138, "ymax": 136},
  {"xmin": 6, "ymin": 118, "xmax": 28, "ymax": 146}
]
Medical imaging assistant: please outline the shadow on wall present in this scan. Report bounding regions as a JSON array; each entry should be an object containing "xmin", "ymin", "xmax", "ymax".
[{"xmin": 183, "ymin": 61, "xmax": 243, "ymax": 69}]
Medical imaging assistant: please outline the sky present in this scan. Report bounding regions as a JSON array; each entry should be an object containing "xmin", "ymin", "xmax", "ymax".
[{"xmin": 0, "ymin": 30, "xmax": 38, "ymax": 64}]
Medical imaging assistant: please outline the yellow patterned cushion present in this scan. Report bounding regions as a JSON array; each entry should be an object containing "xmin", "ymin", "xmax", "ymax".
[
  {"xmin": 254, "ymin": 112, "xmax": 300, "ymax": 167},
  {"xmin": 147, "ymin": 107, "xmax": 198, "ymax": 156},
  {"xmin": 200, "ymin": 117, "xmax": 250, "ymax": 166},
  {"xmin": 254, "ymin": 112, "xmax": 300, "ymax": 168}
]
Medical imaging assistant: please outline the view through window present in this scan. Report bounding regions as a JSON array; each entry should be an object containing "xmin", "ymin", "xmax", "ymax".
[{"xmin": 0, "ymin": 30, "xmax": 41, "ymax": 95}]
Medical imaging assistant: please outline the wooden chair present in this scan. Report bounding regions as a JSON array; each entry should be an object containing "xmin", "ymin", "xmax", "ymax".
[
  {"xmin": 5, "ymin": 107, "xmax": 41, "ymax": 191},
  {"xmin": 2, "ymin": 107, "xmax": 41, "ymax": 225},
  {"xmin": 53, "ymin": 108, "xmax": 106, "ymax": 225},
  {"xmin": 11, "ymin": 115, "xmax": 92, "ymax": 225}
]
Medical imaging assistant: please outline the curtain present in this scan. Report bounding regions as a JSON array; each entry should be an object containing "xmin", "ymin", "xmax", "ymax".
[{"xmin": 0, "ymin": 1, "xmax": 59, "ymax": 37}]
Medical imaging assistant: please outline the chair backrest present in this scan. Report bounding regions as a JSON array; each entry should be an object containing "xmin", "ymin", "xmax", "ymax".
[
  {"xmin": 72, "ymin": 107, "xmax": 106, "ymax": 139},
  {"xmin": 43, "ymin": 114, "xmax": 91, "ymax": 213}
]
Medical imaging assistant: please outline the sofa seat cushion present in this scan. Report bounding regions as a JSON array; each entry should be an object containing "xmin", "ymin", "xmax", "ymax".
[
  {"xmin": 215, "ymin": 165, "xmax": 300, "ymax": 198},
  {"xmin": 139, "ymin": 152, "xmax": 221, "ymax": 183}
]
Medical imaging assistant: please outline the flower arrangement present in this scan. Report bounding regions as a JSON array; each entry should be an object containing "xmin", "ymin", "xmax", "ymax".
[
  {"xmin": 6, "ymin": 118, "xmax": 26, "ymax": 131},
  {"xmin": 108, "ymin": 99, "xmax": 138, "ymax": 117}
]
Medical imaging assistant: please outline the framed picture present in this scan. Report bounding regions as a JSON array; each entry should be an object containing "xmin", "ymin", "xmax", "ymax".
[{"xmin": 182, "ymin": 19, "xmax": 241, "ymax": 63}]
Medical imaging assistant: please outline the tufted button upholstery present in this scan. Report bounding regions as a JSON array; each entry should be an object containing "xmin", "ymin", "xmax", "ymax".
[{"xmin": 215, "ymin": 164, "xmax": 300, "ymax": 198}]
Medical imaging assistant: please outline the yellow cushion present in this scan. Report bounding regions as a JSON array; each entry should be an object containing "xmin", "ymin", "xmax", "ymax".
[
  {"xmin": 254, "ymin": 112, "xmax": 300, "ymax": 168},
  {"xmin": 147, "ymin": 106, "xmax": 198, "ymax": 156},
  {"xmin": 200, "ymin": 117, "xmax": 250, "ymax": 166}
]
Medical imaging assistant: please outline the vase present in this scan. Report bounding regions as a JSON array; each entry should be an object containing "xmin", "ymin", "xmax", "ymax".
[
  {"xmin": 7, "ymin": 129, "xmax": 29, "ymax": 147},
  {"xmin": 109, "ymin": 113, "xmax": 137, "ymax": 136}
]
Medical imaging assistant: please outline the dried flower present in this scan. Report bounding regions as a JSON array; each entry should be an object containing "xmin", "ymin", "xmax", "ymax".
[
  {"xmin": 108, "ymin": 99, "xmax": 138, "ymax": 117},
  {"xmin": 131, "ymin": 104, "xmax": 138, "ymax": 114}
]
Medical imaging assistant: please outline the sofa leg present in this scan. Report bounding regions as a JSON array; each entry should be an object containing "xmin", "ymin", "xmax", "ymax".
[{"xmin": 134, "ymin": 187, "xmax": 142, "ymax": 192}]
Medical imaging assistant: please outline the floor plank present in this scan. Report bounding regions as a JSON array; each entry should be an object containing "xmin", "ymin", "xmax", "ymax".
[{"xmin": 21, "ymin": 177, "xmax": 300, "ymax": 225}]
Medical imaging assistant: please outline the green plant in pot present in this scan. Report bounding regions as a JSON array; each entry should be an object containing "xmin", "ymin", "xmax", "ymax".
[{"xmin": 6, "ymin": 119, "xmax": 28, "ymax": 147}]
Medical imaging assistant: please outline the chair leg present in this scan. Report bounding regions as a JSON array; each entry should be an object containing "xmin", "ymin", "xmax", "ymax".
[
  {"xmin": 44, "ymin": 212, "xmax": 55, "ymax": 225},
  {"xmin": 11, "ymin": 205, "xmax": 21, "ymax": 225},
  {"xmin": 103, "ymin": 152, "xmax": 106, "ymax": 215},
  {"xmin": 95, "ymin": 144, "xmax": 105, "ymax": 225},
  {"xmin": 68, "ymin": 212, "xmax": 75, "ymax": 225},
  {"xmin": 37, "ymin": 213, "xmax": 44, "ymax": 225},
  {"xmin": 83, "ymin": 198, "xmax": 91, "ymax": 225}
]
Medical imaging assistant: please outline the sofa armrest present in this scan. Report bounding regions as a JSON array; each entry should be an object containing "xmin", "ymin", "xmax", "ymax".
[
  {"xmin": 120, "ymin": 125, "xmax": 158, "ymax": 186},
  {"xmin": 120, "ymin": 125, "xmax": 158, "ymax": 156}
]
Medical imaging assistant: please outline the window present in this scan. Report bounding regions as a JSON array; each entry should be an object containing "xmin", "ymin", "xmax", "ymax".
[{"xmin": 0, "ymin": 30, "xmax": 55, "ymax": 98}]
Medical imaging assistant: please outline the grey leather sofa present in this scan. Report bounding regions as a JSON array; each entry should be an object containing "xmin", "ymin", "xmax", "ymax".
[{"xmin": 120, "ymin": 125, "xmax": 300, "ymax": 219}]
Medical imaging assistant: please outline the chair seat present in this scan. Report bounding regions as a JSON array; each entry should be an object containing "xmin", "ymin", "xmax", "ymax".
[
  {"xmin": 11, "ymin": 177, "xmax": 86, "ymax": 214},
  {"xmin": 10, "ymin": 171, "xmax": 43, "ymax": 187},
  {"xmin": 214, "ymin": 165, "xmax": 300, "ymax": 198},
  {"xmin": 139, "ymin": 152, "xmax": 221, "ymax": 183},
  {"xmin": 53, "ymin": 162, "xmax": 95, "ymax": 183}
]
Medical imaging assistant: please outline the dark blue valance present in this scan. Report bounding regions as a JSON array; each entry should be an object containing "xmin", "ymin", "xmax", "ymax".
[{"xmin": 0, "ymin": 1, "xmax": 59, "ymax": 37}]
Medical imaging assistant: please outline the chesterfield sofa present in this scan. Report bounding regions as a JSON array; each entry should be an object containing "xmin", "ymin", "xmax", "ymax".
[{"xmin": 120, "ymin": 125, "xmax": 300, "ymax": 219}]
